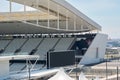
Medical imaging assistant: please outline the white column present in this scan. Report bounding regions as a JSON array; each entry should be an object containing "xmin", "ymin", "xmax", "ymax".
[
  {"xmin": 88, "ymin": 24, "xmax": 92, "ymax": 31},
  {"xmin": 81, "ymin": 25, "xmax": 83, "ymax": 31},
  {"xmin": 24, "ymin": 1, "xmax": 26, "ymax": 21},
  {"xmin": 80, "ymin": 20, "xmax": 84, "ymax": 31},
  {"xmin": 47, "ymin": 0, "xmax": 50, "ymax": 28},
  {"xmin": 0, "ymin": 61, "xmax": 9, "ymax": 78},
  {"xmin": 66, "ymin": 10, "xmax": 68, "ymax": 30},
  {"xmin": 57, "ymin": 5, "xmax": 60, "ymax": 30},
  {"xmin": 9, "ymin": 1, "xmax": 12, "ymax": 13},
  {"xmin": 36, "ymin": 0, "xmax": 39, "ymax": 25},
  {"xmin": 24, "ymin": 2, "xmax": 26, "ymax": 12},
  {"xmin": 74, "ymin": 15, "xmax": 76, "ymax": 31}
]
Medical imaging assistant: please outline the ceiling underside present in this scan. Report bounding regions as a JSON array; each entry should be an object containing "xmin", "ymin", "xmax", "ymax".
[{"xmin": 0, "ymin": 21, "xmax": 88, "ymax": 34}]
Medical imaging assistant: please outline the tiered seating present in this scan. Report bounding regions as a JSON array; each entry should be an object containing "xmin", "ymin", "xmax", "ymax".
[
  {"xmin": 0, "ymin": 34, "xmax": 97, "ymax": 75},
  {"xmin": 3, "ymin": 39, "xmax": 27, "ymax": 55},
  {"xmin": 0, "ymin": 39, "xmax": 12, "ymax": 55},
  {"xmin": 0, "ymin": 39, "xmax": 11, "ymax": 50},
  {"xmin": 18, "ymin": 38, "xmax": 42, "ymax": 55},
  {"xmin": 10, "ymin": 62, "xmax": 44, "ymax": 73},
  {"xmin": 54, "ymin": 38, "xmax": 75, "ymax": 51},
  {"xmin": 24, "ymin": 64, "xmax": 44, "ymax": 70},
  {"xmin": 10, "ymin": 63, "xmax": 26, "ymax": 72},
  {"xmin": 0, "ymin": 37, "xmax": 76, "ymax": 58},
  {"xmin": 35, "ymin": 38, "xmax": 59, "ymax": 60}
]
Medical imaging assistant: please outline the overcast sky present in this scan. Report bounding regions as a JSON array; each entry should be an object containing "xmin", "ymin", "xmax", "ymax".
[{"xmin": 0, "ymin": 0, "xmax": 120, "ymax": 39}]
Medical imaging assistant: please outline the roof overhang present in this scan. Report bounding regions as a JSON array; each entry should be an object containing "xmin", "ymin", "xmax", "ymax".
[
  {"xmin": 52, "ymin": 0, "xmax": 101, "ymax": 30},
  {"xmin": 0, "ymin": 0, "xmax": 102, "ymax": 34}
]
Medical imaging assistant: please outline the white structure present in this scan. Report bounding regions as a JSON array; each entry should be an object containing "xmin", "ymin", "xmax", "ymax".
[
  {"xmin": 0, "ymin": 55, "xmax": 39, "ymax": 78},
  {"xmin": 80, "ymin": 33, "xmax": 108, "ymax": 65},
  {"xmin": 79, "ymin": 72, "xmax": 88, "ymax": 80},
  {"xmin": 48, "ymin": 68, "xmax": 74, "ymax": 80},
  {"xmin": 0, "ymin": 0, "xmax": 101, "ymax": 34}
]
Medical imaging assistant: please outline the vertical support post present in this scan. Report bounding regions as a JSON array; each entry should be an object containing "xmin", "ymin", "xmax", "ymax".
[
  {"xmin": 47, "ymin": 0, "xmax": 50, "ymax": 28},
  {"xmin": 117, "ymin": 66, "xmax": 119, "ymax": 80},
  {"xmin": 81, "ymin": 25, "xmax": 83, "ymax": 31},
  {"xmin": 88, "ymin": 25, "xmax": 92, "ymax": 32},
  {"xmin": 57, "ymin": 5, "xmax": 60, "ymax": 30},
  {"xmin": 28, "ymin": 60, "xmax": 31, "ymax": 80},
  {"xmin": 9, "ymin": 0, "xmax": 12, "ymax": 13},
  {"xmin": 106, "ymin": 53, "xmax": 108, "ymax": 80},
  {"xmin": 75, "ymin": 54, "xmax": 78, "ymax": 80},
  {"xmin": 66, "ymin": 10, "xmax": 68, "ymax": 30},
  {"xmin": 75, "ymin": 64, "xmax": 77, "ymax": 80},
  {"xmin": 26, "ymin": 59, "xmax": 31, "ymax": 80},
  {"xmin": 36, "ymin": 0, "xmax": 39, "ymax": 25},
  {"xmin": 24, "ymin": 2, "xmax": 26, "ymax": 12},
  {"xmin": 24, "ymin": 1, "xmax": 26, "ymax": 21},
  {"xmin": 74, "ymin": 15, "xmax": 76, "ymax": 31},
  {"xmin": 80, "ymin": 20, "xmax": 84, "ymax": 31},
  {"xmin": 26, "ymin": 59, "xmax": 29, "ymax": 79}
]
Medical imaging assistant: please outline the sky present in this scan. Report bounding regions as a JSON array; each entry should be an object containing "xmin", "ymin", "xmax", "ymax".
[
  {"xmin": 0, "ymin": 0, "xmax": 120, "ymax": 39},
  {"xmin": 66, "ymin": 0, "xmax": 120, "ymax": 39}
]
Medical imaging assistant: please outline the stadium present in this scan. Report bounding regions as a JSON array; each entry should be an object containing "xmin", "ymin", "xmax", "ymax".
[{"xmin": 0, "ymin": 0, "xmax": 108, "ymax": 80}]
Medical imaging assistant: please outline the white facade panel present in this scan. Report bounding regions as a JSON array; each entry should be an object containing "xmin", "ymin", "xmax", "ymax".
[
  {"xmin": 0, "ymin": 60, "xmax": 9, "ymax": 77},
  {"xmin": 80, "ymin": 33, "xmax": 108, "ymax": 65}
]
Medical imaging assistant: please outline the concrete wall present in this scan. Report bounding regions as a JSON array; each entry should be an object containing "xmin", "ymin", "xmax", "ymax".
[{"xmin": 0, "ymin": 60, "xmax": 9, "ymax": 78}]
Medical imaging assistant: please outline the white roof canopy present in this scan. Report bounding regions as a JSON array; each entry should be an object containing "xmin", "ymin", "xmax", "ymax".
[
  {"xmin": 48, "ymin": 68, "xmax": 74, "ymax": 80},
  {"xmin": 0, "ymin": 0, "xmax": 101, "ymax": 34}
]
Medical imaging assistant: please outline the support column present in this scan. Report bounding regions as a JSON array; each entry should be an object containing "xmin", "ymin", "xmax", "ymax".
[
  {"xmin": 9, "ymin": 1, "xmax": 12, "ymax": 13},
  {"xmin": 74, "ymin": 15, "xmax": 76, "ymax": 31},
  {"xmin": 117, "ymin": 66, "xmax": 119, "ymax": 80},
  {"xmin": 57, "ymin": 5, "xmax": 60, "ymax": 30},
  {"xmin": 24, "ymin": 1, "xmax": 26, "ymax": 21},
  {"xmin": 66, "ymin": 10, "xmax": 68, "ymax": 31},
  {"xmin": 81, "ymin": 25, "xmax": 83, "ymax": 31},
  {"xmin": 24, "ymin": 2, "xmax": 26, "ymax": 12},
  {"xmin": 47, "ymin": 0, "xmax": 50, "ymax": 28},
  {"xmin": 81, "ymin": 20, "xmax": 84, "ymax": 31},
  {"xmin": 88, "ymin": 25, "xmax": 92, "ymax": 31},
  {"xmin": 36, "ymin": 0, "xmax": 39, "ymax": 25}
]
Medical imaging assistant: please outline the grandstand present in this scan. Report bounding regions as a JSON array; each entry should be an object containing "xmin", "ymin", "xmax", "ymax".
[{"xmin": 0, "ymin": 0, "xmax": 108, "ymax": 79}]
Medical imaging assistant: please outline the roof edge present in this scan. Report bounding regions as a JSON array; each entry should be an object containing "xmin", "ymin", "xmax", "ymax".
[{"xmin": 51, "ymin": 0, "xmax": 102, "ymax": 31}]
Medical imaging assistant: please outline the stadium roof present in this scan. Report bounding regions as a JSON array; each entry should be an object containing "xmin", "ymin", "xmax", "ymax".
[{"xmin": 0, "ymin": 0, "xmax": 101, "ymax": 34}]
